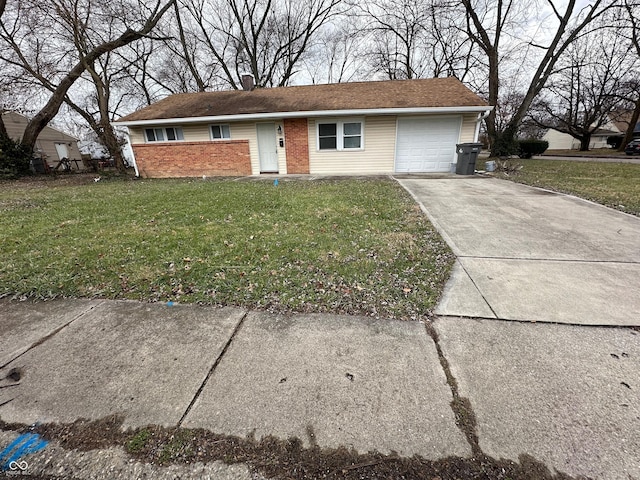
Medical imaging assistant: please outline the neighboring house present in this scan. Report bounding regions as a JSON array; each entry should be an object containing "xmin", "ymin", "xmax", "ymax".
[
  {"xmin": 115, "ymin": 77, "xmax": 492, "ymax": 178},
  {"xmin": 542, "ymin": 128, "xmax": 616, "ymax": 150},
  {"xmin": 2, "ymin": 111, "xmax": 85, "ymax": 170},
  {"xmin": 610, "ymin": 110, "xmax": 640, "ymax": 140},
  {"xmin": 543, "ymin": 111, "xmax": 640, "ymax": 150}
]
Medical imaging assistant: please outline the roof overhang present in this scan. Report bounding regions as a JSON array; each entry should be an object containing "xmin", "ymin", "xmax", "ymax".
[{"xmin": 115, "ymin": 106, "xmax": 493, "ymax": 126}]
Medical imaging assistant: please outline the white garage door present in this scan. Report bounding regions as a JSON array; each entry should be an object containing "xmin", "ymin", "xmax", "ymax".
[{"xmin": 395, "ymin": 117, "xmax": 461, "ymax": 173}]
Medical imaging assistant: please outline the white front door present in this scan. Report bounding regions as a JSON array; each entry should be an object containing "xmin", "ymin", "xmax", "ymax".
[
  {"xmin": 55, "ymin": 142, "xmax": 69, "ymax": 160},
  {"xmin": 257, "ymin": 123, "xmax": 278, "ymax": 173},
  {"xmin": 395, "ymin": 117, "xmax": 461, "ymax": 173}
]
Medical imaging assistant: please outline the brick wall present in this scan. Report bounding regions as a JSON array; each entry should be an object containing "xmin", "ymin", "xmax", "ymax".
[
  {"xmin": 284, "ymin": 118, "xmax": 310, "ymax": 174},
  {"xmin": 133, "ymin": 141, "xmax": 251, "ymax": 178}
]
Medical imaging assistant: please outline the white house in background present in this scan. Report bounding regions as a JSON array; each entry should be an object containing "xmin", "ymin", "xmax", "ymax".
[
  {"xmin": 2, "ymin": 111, "xmax": 86, "ymax": 170},
  {"xmin": 542, "ymin": 111, "xmax": 639, "ymax": 150}
]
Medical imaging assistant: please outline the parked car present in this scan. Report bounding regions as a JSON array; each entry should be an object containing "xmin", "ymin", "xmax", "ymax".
[{"xmin": 625, "ymin": 139, "xmax": 640, "ymax": 155}]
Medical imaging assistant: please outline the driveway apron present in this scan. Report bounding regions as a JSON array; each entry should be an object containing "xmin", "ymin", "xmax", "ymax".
[{"xmin": 398, "ymin": 177, "xmax": 640, "ymax": 326}]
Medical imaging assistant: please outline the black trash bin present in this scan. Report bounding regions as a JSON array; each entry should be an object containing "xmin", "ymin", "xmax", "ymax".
[{"xmin": 455, "ymin": 143, "xmax": 483, "ymax": 175}]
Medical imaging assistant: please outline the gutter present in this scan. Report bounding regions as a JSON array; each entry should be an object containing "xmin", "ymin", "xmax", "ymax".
[
  {"xmin": 121, "ymin": 129, "xmax": 139, "ymax": 177},
  {"xmin": 474, "ymin": 110, "xmax": 492, "ymax": 142},
  {"xmin": 115, "ymin": 106, "xmax": 494, "ymax": 127}
]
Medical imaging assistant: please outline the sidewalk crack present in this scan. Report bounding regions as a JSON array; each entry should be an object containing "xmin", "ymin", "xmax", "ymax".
[
  {"xmin": 0, "ymin": 301, "xmax": 103, "ymax": 370},
  {"xmin": 425, "ymin": 320, "xmax": 482, "ymax": 457},
  {"xmin": 457, "ymin": 259, "xmax": 498, "ymax": 319},
  {"xmin": 177, "ymin": 311, "xmax": 249, "ymax": 427}
]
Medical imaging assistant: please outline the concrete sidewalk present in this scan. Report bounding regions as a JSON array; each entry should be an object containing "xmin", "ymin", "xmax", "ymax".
[
  {"xmin": 0, "ymin": 299, "xmax": 468, "ymax": 458},
  {"xmin": 399, "ymin": 177, "xmax": 640, "ymax": 326},
  {"xmin": 1, "ymin": 298, "xmax": 640, "ymax": 479}
]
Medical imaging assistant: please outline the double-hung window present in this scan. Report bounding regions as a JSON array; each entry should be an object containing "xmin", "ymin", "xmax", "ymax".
[
  {"xmin": 145, "ymin": 127, "xmax": 184, "ymax": 142},
  {"xmin": 318, "ymin": 123, "xmax": 337, "ymax": 149},
  {"xmin": 342, "ymin": 122, "xmax": 362, "ymax": 149},
  {"xmin": 317, "ymin": 119, "xmax": 363, "ymax": 151},
  {"xmin": 210, "ymin": 124, "xmax": 231, "ymax": 140}
]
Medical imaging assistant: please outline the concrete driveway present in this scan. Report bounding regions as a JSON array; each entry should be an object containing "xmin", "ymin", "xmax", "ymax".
[{"xmin": 398, "ymin": 177, "xmax": 640, "ymax": 326}]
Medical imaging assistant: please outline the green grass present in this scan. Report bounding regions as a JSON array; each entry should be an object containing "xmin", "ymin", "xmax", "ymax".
[
  {"xmin": 126, "ymin": 429, "xmax": 152, "ymax": 454},
  {"xmin": 157, "ymin": 429, "xmax": 195, "ymax": 464},
  {"xmin": 489, "ymin": 159, "xmax": 640, "ymax": 216},
  {"xmin": 0, "ymin": 177, "xmax": 454, "ymax": 320}
]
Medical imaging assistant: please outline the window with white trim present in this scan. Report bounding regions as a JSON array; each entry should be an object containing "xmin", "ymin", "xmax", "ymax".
[
  {"xmin": 318, "ymin": 123, "xmax": 337, "ymax": 149},
  {"xmin": 317, "ymin": 119, "xmax": 363, "ymax": 150},
  {"xmin": 210, "ymin": 124, "xmax": 231, "ymax": 140},
  {"xmin": 343, "ymin": 122, "xmax": 362, "ymax": 149},
  {"xmin": 145, "ymin": 127, "xmax": 184, "ymax": 142}
]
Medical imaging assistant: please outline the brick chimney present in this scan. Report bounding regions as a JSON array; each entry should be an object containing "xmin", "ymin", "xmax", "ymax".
[{"xmin": 241, "ymin": 74, "xmax": 255, "ymax": 91}]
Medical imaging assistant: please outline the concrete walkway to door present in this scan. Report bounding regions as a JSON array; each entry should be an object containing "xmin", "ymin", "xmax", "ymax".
[{"xmin": 398, "ymin": 177, "xmax": 640, "ymax": 326}]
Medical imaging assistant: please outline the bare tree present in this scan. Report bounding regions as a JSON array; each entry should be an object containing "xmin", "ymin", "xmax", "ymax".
[
  {"xmin": 178, "ymin": 0, "xmax": 344, "ymax": 89},
  {"xmin": 115, "ymin": 38, "xmax": 191, "ymax": 106},
  {"xmin": 172, "ymin": 0, "xmax": 207, "ymax": 91},
  {"xmin": 353, "ymin": 0, "xmax": 431, "ymax": 79},
  {"xmin": 427, "ymin": 1, "xmax": 479, "ymax": 81},
  {"xmin": 0, "ymin": 0, "xmax": 7, "ymax": 139},
  {"xmin": 461, "ymin": 0, "xmax": 618, "ymax": 156},
  {"xmin": 618, "ymin": 0, "xmax": 640, "ymax": 150},
  {"xmin": 0, "ymin": 0, "xmax": 175, "ymax": 155},
  {"xmin": 351, "ymin": 0, "xmax": 478, "ymax": 81},
  {"xmin": 529, "ymin": 16, "xmax": 633, "ymax": 151},
  {"xmin": 302, "ymin": 19, "xmax": 367, "ymax": 84}
]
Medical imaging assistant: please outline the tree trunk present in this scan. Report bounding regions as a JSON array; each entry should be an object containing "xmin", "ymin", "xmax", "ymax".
[
  {"xmin": 101, "ymin": 121, "xmax": 126, "ymax": 171},
  {"xmin": 85, "ymin": 57, "xmax": 127, "ymax": 172},
  {"xmin": 580, "ymin": 134, "xmax": 591, "ymax": 151},
  {"xmin": 0, "ymin": 113, "xmax": 8, "ymax": 141},
  {"xmin": 618, "ymin": 96, "xmax": 640, "ymax": 151}
]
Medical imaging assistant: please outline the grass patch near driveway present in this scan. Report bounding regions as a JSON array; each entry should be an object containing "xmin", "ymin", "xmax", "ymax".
[
  {"xmin": 0, "ymin": 177, "xmax": 454, "ymax": 320},
  {"xmin": 489, "ymin": 159, "xmax": 640, "ymax": 216}
]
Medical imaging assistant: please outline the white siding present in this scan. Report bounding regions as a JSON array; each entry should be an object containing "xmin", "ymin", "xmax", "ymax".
[
  {"xmin": 460, "ymin": 114, "xmax": 478, "ymax": 143},
  {"xmin": 543, "ymin": 130, "xmax": 576, "ymax": 150},
  {"xmin": 542, "ymin": 129, "xmax": 613, "ymax": 150},
  {"xmin": 129, "ymin": 128, "xmax": 145, "ymax": 144},
  {"xmin": 182, "ymin": 124, "xmax": 211, "ymax": 141},
  {"xmin": 308, "ymin": 116, "xmax": 397, "ymax": 174},
  {"xmin": 229, "ymin": 122, "xmax": 261, "ymax": 174}
]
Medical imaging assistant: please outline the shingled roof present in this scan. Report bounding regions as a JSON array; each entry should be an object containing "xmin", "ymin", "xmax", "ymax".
[{"xmin": 117, "ymin": 77, "xmax": 488, "ymax": 124}]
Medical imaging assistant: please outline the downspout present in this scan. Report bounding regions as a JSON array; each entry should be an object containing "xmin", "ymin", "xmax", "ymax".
[
  {"xmin": 123, "ymin": 128, "xmax": 139, "ymax": 177},
  {"xmin": 475, "ymin": 109, "xmax": 493, "ymax": 143}
]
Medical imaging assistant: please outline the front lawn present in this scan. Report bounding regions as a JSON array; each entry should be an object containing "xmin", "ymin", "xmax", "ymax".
[
  {"xmin": 488, "ymin": 159, "xmax": 640, "ymax": 216},
  {"xmin": 0, "ymin": 176, "xmax": 454, "ymax": 320}
]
